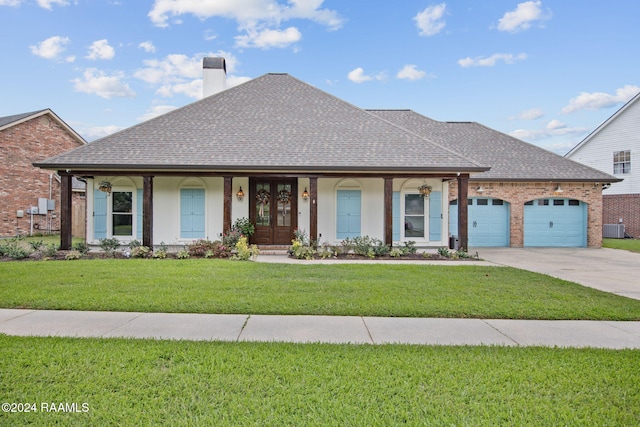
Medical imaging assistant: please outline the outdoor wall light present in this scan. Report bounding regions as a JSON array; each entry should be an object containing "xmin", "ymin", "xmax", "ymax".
[
  {"xmin": 301, "ymin": 187, "xmax": 309, "ymax": 201},
  {"xmin": 476, "ymin": 186, "xmax": 484, "ymax": 194},
  {"xmin": 236, "ymin": 186, "xmax": 245, "ymax": 201},
  {"xmin": 554, "ymin": 185, "xmax": 563, "ymax": 195}
]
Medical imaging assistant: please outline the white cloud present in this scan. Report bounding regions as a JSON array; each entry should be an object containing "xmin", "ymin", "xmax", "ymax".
[
  {"xmin": 458, "ymin": 53, "xmax": 527, "ymax": 67},
  {"xmin": 497, "ymin": 1, "xmax": 551, "ymax": 33},
  {"xmin": 86, "ymin": 39, "xmax": 115, "ymax": 60},
  {"xmin": 147, "ymin": 0, "xmax": 343, "ymax": 29},
  {"xmin": 510, "ymin": 119, "xmax": 586, "ymax": 141},
  {"xmin": 235, "ymin": 26, "xmax": 301, "ymax": 49},
  {"xmin": 511, "ymin": 108, "xmax": 544, "ymax": 120},
  {"xmin": 72, "ymin": 68, "xmax": 136, "ymax": 99},
  {"xmin": 134, "ymin": 51, "xmax": 249, "ymax": 98},
  {"xmin": 414, "ymin": 3, "xmax": 446, "ymax": 36},
  {"xmin": 396, "ymin": 64, "xmax": 427, "ymax": 81},
  {"xmin": 0, "ymin": 0, "xmax": 22, "ymax": 6},
  {"xmin": 37, "ymin": 0, "xmax": 68, "ymax": 9},
  {"xmin": 30, "ymin": 36, "xmax": 70, "ymax": 59},
  {"xmin": 137, "ymin": 105, "xmax": 178, "ymax": 122},
  {"xmin": 347, "ymin": 67, "xmax": 385, "ymax": 84},
  {"xmin": 138, "ymin": 41, "xmax": 156, "ymax": 53},
  {"xmin": 561, "ymin": 85, "xmax": 640, "ymax": 114}
]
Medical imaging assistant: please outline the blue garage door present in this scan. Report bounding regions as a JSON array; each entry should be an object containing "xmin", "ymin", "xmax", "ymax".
[
  {"xmin": 449, "ymin": 198, "xmax": 510, "ymax": 247},
  {"xmin": 524, "ymin": 199, "xmax": 586, "ymax": 247}
]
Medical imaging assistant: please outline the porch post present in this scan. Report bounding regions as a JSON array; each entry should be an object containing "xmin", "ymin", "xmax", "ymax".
[
  {"xmin": 457, "ymin": 174, "xmax": 469, "ymax": 250},
  {"xmin": 143, "ymin": 176, "xmax": 154, "ymax": 248},
  {"xmin": 309, "ymin": 177, "xmax": 318, "ymax": 243},
  {"xmin": 384, "ymin": 177, "xmax": 393, "ymax": 246},
  {"xmin": 59, "ymin": 171, "xmax": 73, "ymax": 250},
  {"xmin": 223, "ymin": 176, "xmax": 232, "ymax": 234}
]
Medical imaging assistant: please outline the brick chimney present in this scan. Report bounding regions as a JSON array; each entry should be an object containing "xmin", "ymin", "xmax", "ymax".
[{"xmin": 203, "ymin": 57, "xmax": 227, "ymax": 98}]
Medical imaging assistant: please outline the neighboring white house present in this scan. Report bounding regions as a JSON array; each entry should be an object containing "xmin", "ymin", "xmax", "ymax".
[{"xmin": 566, "ymin": 91, "xmax": 640, "ymax": 237}]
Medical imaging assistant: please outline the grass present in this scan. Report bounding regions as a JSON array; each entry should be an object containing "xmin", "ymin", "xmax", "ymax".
[
  {"xmin": 603, "ymin": 238, "xmax": 640, "ymax": 253},
  {"xmin": 1, "ymin": 335, "xmax": 639, "ymax": 426},
  {"xmin": 2, "ymin": 259, "xmax": 640, "ymax": 320}
]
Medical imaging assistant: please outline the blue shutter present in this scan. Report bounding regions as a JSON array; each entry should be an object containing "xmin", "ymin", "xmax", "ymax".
[
  {"xmin": 336, "ymin": 190, "xmax": 361, "ymax": 239},
  {"xmin": 136, "ymin": 188, "xmax": 143, "ymax": 240},
  {"xmin": 449, "ymin": 201, "xmax": 458, "ymax": 238},
  {"xmin": 429, "ymin": 191, "xmax": 442, "ymax": 241},
  {"xmin": 392, "ymin": 192, "xmax": 400, "ymax": 241},
  {"xmin": 94, "ymin": 189, "xmax": 107, "ymax": 239},
  {"xmin": 180, "ymin": 189, "xmax": 205, "ymax": 239}
]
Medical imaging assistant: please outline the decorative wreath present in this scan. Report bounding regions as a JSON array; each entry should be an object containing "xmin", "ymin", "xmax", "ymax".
[
  {"xmin": 277, "ymin": 189, "xmax": 292, "ymax": 204},
  {"xmin": 418, "ymin": 184, "xmax": 432, "ymax": 198},
  {"xmin": 255, "ymin": 189, "xmax": 271, "ymax": 205}
]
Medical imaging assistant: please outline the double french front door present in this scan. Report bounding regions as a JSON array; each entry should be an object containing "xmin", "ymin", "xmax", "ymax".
[{"xmin": 250, "ymin": 178, "xmax": 298, "ymax": 245}]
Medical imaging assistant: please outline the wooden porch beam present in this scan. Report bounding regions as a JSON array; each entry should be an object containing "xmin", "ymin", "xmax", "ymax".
[
  {"xmin": 143, "ymin": 176, "xmax": 154, "ymax": 248},
  {"xmin": 309, "ymin": 177, "xmax": 318, "ymax": 243},
  {"xmin": 59, "ymin": 172, "xmax": 73, "ymax": 250},
  {"xmin": 384, "ymin": 177, "xmax": 393, "ymax": 246},
  {"xmin": 223, "ymin": 176, "xmax": 232, "ymax": 234},
  {"xmin": 457, "ymin": 174, "xmax": 469, "ymax": 250}
]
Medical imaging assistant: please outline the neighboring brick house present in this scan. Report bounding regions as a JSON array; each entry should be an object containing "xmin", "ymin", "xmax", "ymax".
[
  {"xmin": 566, "ymin": 91, "xmax": 640, "ymax": 238},
  {"xmin": 35, "ymin": 59, "xmax": 619, "ymax": 250},
  {"xmin": 0, "ymin": 109, "xmax": 86, "ymax": 237}
]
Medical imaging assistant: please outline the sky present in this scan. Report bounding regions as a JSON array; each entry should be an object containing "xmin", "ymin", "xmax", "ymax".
[{"xmin": 1, "ymin": 0, "xmax": 639, "ymax": 155}]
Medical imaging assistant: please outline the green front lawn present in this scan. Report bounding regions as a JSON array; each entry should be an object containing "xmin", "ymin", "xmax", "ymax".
[
  {"xmin": 1, "ymin": 335, "xmax": 638, "ymax": 426},
  {"xmin": 2, "ymin": 259, "xmax": 640, "ymax": 320},
  {"xmin": 603, "ymin": 238, "xmax": 640, "ymax": 253}
]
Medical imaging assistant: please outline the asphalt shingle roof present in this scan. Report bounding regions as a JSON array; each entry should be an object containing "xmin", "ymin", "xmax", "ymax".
[
  {"xmin": 369, "ymin": 109, "xmax": 619, "ymax": 182},
  {"xmin": 35, "ymin": 74, "xmax": 487, "ymax": 173}
]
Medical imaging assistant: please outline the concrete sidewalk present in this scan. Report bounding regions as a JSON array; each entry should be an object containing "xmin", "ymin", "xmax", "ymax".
[{"xmin": 2, "ymin": 309, "xmax": 639, "ymax": 349}]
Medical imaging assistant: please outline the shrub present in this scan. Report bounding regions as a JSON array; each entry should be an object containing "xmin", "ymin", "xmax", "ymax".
[
  {"xmin": 65, "ymin": 250, "xmax": 83, "ymax": 260},
  {"xmin": 437, "ymin": 247, "xmax": 451, "ymax": 258},
  {"xmin": 187, "ymin": 239, "xmax": 230, "ymax": 258},
  {"xmin": 233, "ymin": 236, "xmax": 259, "ymax": 261},
  {"xmin": 401, "ymin": 241, "xmax": 417, "ymax": 255},
  {"xmin": 390, "ymin": 248, "xmax": 403, "ymax": 258},
  {"xmin": 99, "ymin": 238, "xmax": 120, "ymax": 257},
  {"xmin": 232, "ymin": 217, "xmax": 255, "ymax": 238},
  {"xmin": 352, "ymin": 236, "xmax": 389, "ymax": 258},
  {"xmin": 176, "ymin": 249, "xmax": 190, "ymax": 259},
  {"xmin": 73, "ymin": 241, "xmax": 90, "ymax": 255},
  {"xmin": 128, "ymin": 239, "xmax": 142, "ymax": 249},
  {"xmin": 28, "ymin": 240, "xmax": 44, "ymax": 251},
  {"xmin": 290, "ymin": 230, "xmax": 315, "ymax": 260},
  {"xmin": 131, "ymin": 246, "xmax": 151, "ymax": 258},
  {"xmin": 42, "ymin": 243, "xmax": 59, "ymax": 258},
  {"xmin": 222, "ymin": 229, "xmax": 243, "ymax": 247},
  {"xmin": 152, "ymin": 249, "xmax": 167, "ymax": 259}
]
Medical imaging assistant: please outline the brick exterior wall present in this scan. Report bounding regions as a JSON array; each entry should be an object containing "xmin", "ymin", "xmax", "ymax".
[
  {"xmin": 448, "ymin": 181, "xmax": 603, "ymax": 248},
  {"xmin": 0, "ymin": 114, "xmax": 85, "ymax": 237},
  {"xmin": 603, "ymin": 194, "xmax": 640, "ymax": 238}
]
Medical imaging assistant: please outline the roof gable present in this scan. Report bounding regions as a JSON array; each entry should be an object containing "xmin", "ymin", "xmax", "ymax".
[
  {"xmin": 0, "ymin": 109, "xmax": 86, "ymax": 145},
  {"xmin": 369, "ymin": 109, "xmax": 619, "ymax": 182},
  {"xmin": 36, "ymin": 74, "xmax": 487, "ymax": 173}
]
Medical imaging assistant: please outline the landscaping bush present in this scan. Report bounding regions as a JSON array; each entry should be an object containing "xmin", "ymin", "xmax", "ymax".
[
  {"xmin": 233, "ymin": 236, "xmax": 259, "ymax": 261},
  {"xmin": 99, "ymin": 237, "xmax": 120, "ymax": 257},
  {"xmin": 41, "ymin": 243, "xmax": 58, "ymax": 258},
  {"xmin": 131, "ymin": 246, "xmax": 151, "ymax": 258},
  {"xmin": 186, "ymin": 239, "xmax": 231, "ymax": 258},
  {"xmin": 65, "ymin": 250, "xmax": 83, "ymax": 260}
]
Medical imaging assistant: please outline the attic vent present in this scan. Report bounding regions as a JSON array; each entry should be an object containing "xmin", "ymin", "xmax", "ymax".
[{"xmin": 603, "ymin": 224, "xmax": 625, "ymax": 238}]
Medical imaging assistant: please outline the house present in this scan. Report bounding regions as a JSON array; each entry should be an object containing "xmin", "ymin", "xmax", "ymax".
[
  {"xmin": 34, "ymin": 58, "xmax": 618, "ymax": 251},
  {"xmin": 566, "ymin": 91, "xmax": 640, "ymax": 238},
  {"xmin": 0, "ymin": 109, "xmax": 86, "ymax": 238}
]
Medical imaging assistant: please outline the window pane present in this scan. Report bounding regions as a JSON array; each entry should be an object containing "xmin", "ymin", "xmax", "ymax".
[
  {"xmin": 277, "ymin": 184, "xmax": 292, "ymax": 227},
  {"xmin": 553, "ymin": 199, "xmax": 564, "ymax": 206},
  {"xmin": 477, "ymin": 199, "xmax": 488, "ymax": 206},
  {"xmin": 113, "ymin": 214, "xmax": 132, "ymax": 236},
  {"xmin": 492, "ymin": 199, "xmax": 504, "ymax": 206},
  {"xmin": 405, "ymin": 216, "xmax": 424, "ymax": 238},
  {"xmin": 256, "ymin": 183, "xmax": 270, "ymax": 226},
  {"xmin": 113, "ymin": 192, "xmax": 132, "ymax": 213},
  {"xmin": 405, "ymin": 194, "xmax": 424, "ymax": 215}
]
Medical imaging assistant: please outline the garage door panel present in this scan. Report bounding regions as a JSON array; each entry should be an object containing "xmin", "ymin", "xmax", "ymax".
[
  {"xmin": 524, "ymin": 199, "xmax": 586, "ymax": 247},
  {"xmin": 450, "ymin": 198, "xmax": 510, "ymax": 247}
]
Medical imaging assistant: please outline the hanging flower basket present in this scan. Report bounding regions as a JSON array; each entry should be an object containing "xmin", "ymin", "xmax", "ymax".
[
  {"xmin": 418, "ymin": 184, "xmax": 432, "ymax": 198},
  {"xmin": 98, "ymin": 181, "xmax": 112, "ymax": 193}
]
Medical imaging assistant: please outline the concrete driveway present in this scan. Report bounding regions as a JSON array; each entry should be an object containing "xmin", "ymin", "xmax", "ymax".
[{"xmin": 476, "ymin": 247, "xmax": 640, "ymax": 301}]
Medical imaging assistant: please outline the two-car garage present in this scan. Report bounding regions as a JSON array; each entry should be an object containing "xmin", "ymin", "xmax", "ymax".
[{"xmin": 449, "ymin": 197, "xmax": 587, "ymax": 247}]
